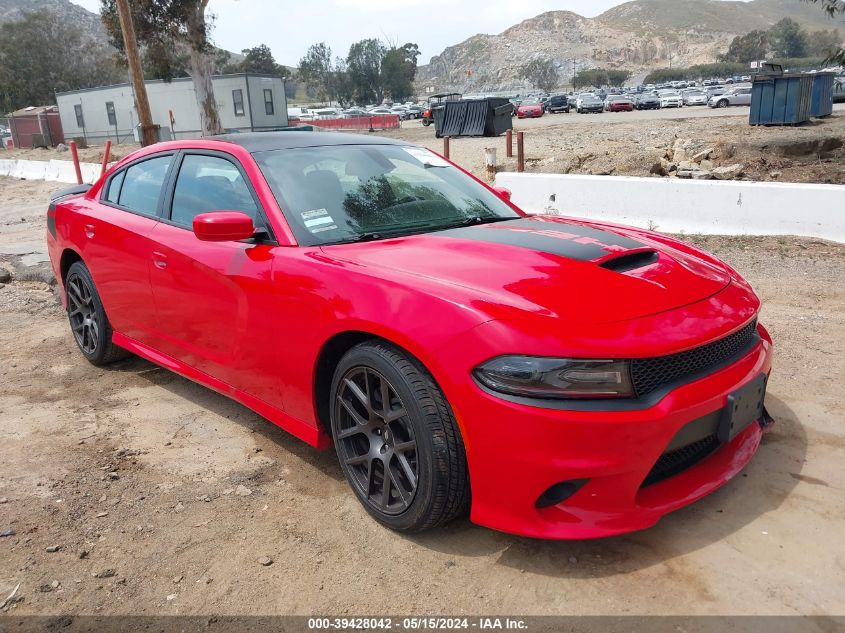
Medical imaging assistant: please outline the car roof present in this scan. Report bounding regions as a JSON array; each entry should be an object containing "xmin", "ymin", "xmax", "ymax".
[{"xmin": 214, "ymin": 130, "xmax": 408, "ymax": 153}]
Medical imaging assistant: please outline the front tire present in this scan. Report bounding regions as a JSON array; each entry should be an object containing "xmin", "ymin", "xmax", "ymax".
[
  {"xmin": 717, "ymin": 99, "xmax": 729, "ymax": 108},
  {"xmin": 65, "ymin": 261, "xmax": 129, "ymax": 365},
  {"xmin": 330, "ymin": 341, "xmax": 469, "ymax": 532}
]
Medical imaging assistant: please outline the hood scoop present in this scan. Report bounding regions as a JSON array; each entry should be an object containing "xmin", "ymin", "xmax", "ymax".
[{"xmin": 598, "ymin": 249, "xmax": 659, "ymax": 273}]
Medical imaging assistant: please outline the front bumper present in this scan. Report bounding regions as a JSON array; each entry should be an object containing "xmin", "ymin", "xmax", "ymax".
[{"xmin": 444, "ymin": 323, "xmax": 773, "ymax": 539}]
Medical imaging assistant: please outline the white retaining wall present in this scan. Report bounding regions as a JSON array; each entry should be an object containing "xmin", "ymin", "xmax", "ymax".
[{"xmin": 496, "ymin": 172, "xmax": 845, "ymax": 244}]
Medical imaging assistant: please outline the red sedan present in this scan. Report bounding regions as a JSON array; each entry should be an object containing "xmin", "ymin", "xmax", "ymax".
[
  {"xmin": 516, "ymin": 99, "xmax": 544, "ymax": 118},
  {"xmin": 606, "ymin": 96, "xmax": 635, "ymax": 112},
  {"xmin": 47, "ymin": 132, "xmax": 773, "ymax": 539}
]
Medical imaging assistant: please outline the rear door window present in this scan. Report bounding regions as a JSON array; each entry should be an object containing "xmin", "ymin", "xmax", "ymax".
[
  {"xmin": 170, "ymin": 154, "xmax": 259, "ymax": 228},
  {"xmin": 117, "ymin": 155, "xmax": 173, "ymax": 217}
]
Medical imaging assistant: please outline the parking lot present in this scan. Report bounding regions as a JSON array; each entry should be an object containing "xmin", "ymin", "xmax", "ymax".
[{"xmin": 0, "ymin": 109, "xmax": 844, "ymax": 618}]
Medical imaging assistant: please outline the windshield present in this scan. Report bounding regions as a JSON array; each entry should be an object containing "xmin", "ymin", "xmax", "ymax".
[{"xmin": 254, "ymin": 144, "xmax": 520, "ymax": 246}]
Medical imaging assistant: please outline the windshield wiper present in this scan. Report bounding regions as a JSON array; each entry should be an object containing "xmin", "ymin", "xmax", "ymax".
[{"xmin": 433, "ymin": 216, "xmax": 515, "ymax": 231}]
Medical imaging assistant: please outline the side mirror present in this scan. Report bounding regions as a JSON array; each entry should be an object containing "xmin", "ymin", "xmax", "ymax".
[
  {"xmin": 492, "ymin": 186, "xmax": 512, "ymax": 201},
  {"xmin": 193, "ymin": 211, "xmax": 256, "ymax": 242}
]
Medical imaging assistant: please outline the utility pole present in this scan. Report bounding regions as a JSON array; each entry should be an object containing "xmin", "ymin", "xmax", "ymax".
[{"xmin": 115, "ymin": 0, "xmax": 157, "ymax": 146}]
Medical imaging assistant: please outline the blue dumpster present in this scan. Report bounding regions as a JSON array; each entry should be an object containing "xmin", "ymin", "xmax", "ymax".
[
  {"xmin": 750, "ymin": 73, "xmax": 813, "ymax": 125},
  {"xmin": 809, "ymin": 72, "xmax": 835, "ymax": 118}
]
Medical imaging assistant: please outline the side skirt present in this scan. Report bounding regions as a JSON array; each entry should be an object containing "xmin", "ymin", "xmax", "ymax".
[{"xmin": 111, "ymin": 331, "xmax": 333, "ymax": 450}]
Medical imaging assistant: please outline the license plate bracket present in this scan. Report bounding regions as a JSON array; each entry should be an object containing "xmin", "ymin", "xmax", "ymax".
[{"xmin": 718, "ymin": 373, "xmax": 767, "ymax": 443}]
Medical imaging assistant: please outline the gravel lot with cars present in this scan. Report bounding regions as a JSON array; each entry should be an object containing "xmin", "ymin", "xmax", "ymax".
[
  {"xmin": 1, "ymin": 140, "xmax": 844, "ymax": 617},
  {"xmin": 387, "ymin": 105, "xmax": 845, "ymax": 184}
]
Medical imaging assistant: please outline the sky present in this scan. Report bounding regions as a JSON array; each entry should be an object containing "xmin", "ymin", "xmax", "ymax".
[{"xmin": 69, "ymin": 0, "xmax": 663, "ymax": 66}]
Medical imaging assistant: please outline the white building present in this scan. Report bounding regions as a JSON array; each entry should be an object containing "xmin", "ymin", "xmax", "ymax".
[{"xmin": 56, "ymin": 73, "xmax": 289, "ymax": 143}]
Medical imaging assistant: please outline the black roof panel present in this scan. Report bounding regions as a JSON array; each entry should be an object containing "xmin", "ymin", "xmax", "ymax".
[{"xmin": 215, "ymin": 130, "xmax": 408, "ymax": 153}]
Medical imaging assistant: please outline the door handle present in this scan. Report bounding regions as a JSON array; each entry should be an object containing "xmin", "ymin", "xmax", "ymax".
[
  {"xmin": 152, "ymin": 251, "xmax": 168, "ymax": 269},
  {"xmin": 84, "ymin": 224, "xmax": 95, "ymax": 238}
]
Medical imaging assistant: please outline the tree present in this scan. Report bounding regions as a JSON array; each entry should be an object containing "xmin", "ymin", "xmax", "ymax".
[
  {"xmin": 572, "ymin": 68, "xmax": 631, "ymax": 89},
  {"xmin": 100, "ymin": 0, "xmax": 223, "ymax": 136},
  {"xmin": 721, "ymin": 30, "xmax": 770, "ymax": 63},
  {"xmin": 803, "ymin": 0, "xmax": 845, "ymax": 64},
  {"xmin": 347, "ymin": 39, "xmax": 386, "ymax": 104},
  {"xmin": 769, "ymin": 18, "xmax": 808, "ymax": 58},
  {"xmin": 519, "ymin": 57, "xmax": 559, "ymax": 92},
  {"xmin": 298, "ymin": 42, "xmax": 334, "ymax": 102},
  {"xmin": 0, "ymin": 10, "xmax": 123, "ymax": 112},
  {"xmin": 381, "ymin": 43, "xmax": 420, "ymax": 102},
  {"xmin": 240, "ymin": 44, "xmax": 279, "ymax": 75},
  {"xmin": 806, "ymin": 28, "xmax": 843, "ymax": 58}
]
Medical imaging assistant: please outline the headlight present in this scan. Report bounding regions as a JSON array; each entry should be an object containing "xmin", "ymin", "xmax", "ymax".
[{"xmin": 473, "ymin": 356, "xmax": 634, "ymax": 400}]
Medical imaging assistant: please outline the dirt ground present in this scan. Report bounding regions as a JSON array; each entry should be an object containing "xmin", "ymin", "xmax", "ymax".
[{"xmin": 0, "ymin": 160, "xmax": 844, "ymax": 616}]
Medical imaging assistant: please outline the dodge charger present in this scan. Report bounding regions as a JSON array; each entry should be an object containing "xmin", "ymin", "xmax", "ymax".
[{"xmin": 46, "ymin": 132, "xmax": 773, "ymax": 539}]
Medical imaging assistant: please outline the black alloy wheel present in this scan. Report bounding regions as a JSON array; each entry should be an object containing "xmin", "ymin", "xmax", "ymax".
[
  {"xmin": 330, "ymin": 341, "xmax": 469, "ymax": 532},
  {"xmin": 335, "ymin": 366, "xmax": 419, "ymax": 515},
  {"xmin": 65, "ymin": 261, "xmax": 129, "ymax": 365},
  {"xmin": 67, "ymin": 272, "xmax": 99, "ymax": 356}
]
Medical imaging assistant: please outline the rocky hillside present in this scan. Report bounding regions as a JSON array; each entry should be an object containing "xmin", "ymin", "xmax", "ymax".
[
  {"xmin": 417, "ymin": 0, "xmax": 841, "ymax": 93},
  {"xmin": 0, "ymin": 0, "xmax": 107, "ymax": 43}
]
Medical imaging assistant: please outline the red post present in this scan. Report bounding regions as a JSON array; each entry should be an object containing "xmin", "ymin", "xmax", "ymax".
[
  {"xmin": 506, "ymin": 129, "xmax": 513, "ymax": 158},
  {"xmin": 517, "ymin": 132, "xmax": 525, "ymax": 173},
  {"xmin": 69, "ymin": 140, "xmax": 83, "ymax": 185},
  {"xmin": 100, "ymin": 140, "xmax": 112, "ymax": 178},
  {"xmin": 443, "ymin": 136, "xmax": 450, "ymax": 160}
]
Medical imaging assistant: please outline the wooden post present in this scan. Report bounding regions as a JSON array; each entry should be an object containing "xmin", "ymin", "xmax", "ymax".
[
  {"xmin": 443, "ymin": 136, "xmax": 450, "ymax": 160},
  {"xmin": 506, "ymin": 129, "xmax": 513, "ymax": 158},
  {"xmin": 69, "ymin": 141, "xmax": 83, "ymax": 185},
  {"xmin": 485, "ymin": 147, "xmax": 497, "ymax": 180},
  {"xmin": 517, "ymin": 132, "xmax": 525, "ymax": 173},
  {"xmin": 115, "ymin": 0, "xmax": 157, "ymax": 147},
  {"xmin": 100, "ymin": 140, "xmax": 112, "ymax": 178}
]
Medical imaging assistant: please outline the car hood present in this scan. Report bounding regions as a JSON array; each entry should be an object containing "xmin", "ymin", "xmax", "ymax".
[{"xmin": 322, "ymin": 216, "xmax": 732, "ymax": 325}]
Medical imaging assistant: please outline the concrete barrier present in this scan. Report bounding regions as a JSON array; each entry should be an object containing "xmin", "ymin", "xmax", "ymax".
[
  {"xmin": 80, "ymin": 163, "xmax": 102, "ymax": 184},
  {"xmin": 496, "ymin": 172, "xmax": 845, "ymax": 243},
  {"xmin": 12, "ymin": 159, "xmax": 48, "ymax": 181},
  {"xmin": 0, "ymin": 158, "xmax": 106, "ymax": 184}
]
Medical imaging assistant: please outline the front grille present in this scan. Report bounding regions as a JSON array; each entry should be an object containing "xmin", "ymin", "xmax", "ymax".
[
  {"xmin": 642, "ymin": 434, "xmax": 720, "ymax": 487},
  {"xmin": 631, "ymin": 320, "xmax": 758, "ymax": 398}
]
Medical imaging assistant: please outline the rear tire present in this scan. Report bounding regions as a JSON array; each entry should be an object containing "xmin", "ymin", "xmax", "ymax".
[
  {"xmin": 330, "ymin": 341, "xmax": 469, "ymax": 532},
  {"xmin": 65, "ymin": 261, "xmax": 129, "ymax": 366}
]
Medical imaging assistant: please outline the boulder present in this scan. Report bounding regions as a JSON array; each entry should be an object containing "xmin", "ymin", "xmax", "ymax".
[{"xmin": 711, "ymin": 163, "xmax": 745, "ymax": 180}]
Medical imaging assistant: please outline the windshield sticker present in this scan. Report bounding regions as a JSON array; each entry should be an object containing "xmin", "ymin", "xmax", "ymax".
[
  {"xmin": 302, "ymin": 208, "xmax": 336, "ymax": 231},
  {"xmin": 402, "ymin": 147, "xmax": 450, "ymax": 168}
]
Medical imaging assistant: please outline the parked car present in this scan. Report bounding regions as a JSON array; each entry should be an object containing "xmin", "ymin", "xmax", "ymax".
[
  {"xmin": 682, "ymin": 90, "xmax": 709, "ymax": 106},
  {"xmin": 47, "ymin": 130, "xmax": 774, "ymax": 538},
  {"xmin": 709, "ymin": 86, "xmax": 752, "ymax": 108},
  {"xmin": 605, "ymin": 95, "xmax": 634, "ymax": 112},
  {"xmin": 405, "ymin": 105, "xmax": 424, "ymax": 119},
  {"xmin": 658, "ymin": 91, "xmax": 683, "ymax": 108},
  {"xmin": 312, "ymin": 108, "xmax": 342, "ymax": 119},
  {"xmin": 545, "ymin": 95, "xmax": 571, "ymax": 113},
  {"xmin": 635, "ymin": 93, "xmax": 661, "ymax": 110},
  {"xmin": 389, "ymin": 106, "xmax": 411, "ymax": 121},
  {"xmin": 517, "ymin": 98, "xmax": 544, "ymax": 119},
  {"xmin": 576, "ymin": 94, "xmax": 604, "ymax": 113},
  {"xmin": 341, "ymin": 108, "xmax": 369, "ymax": 118}
]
